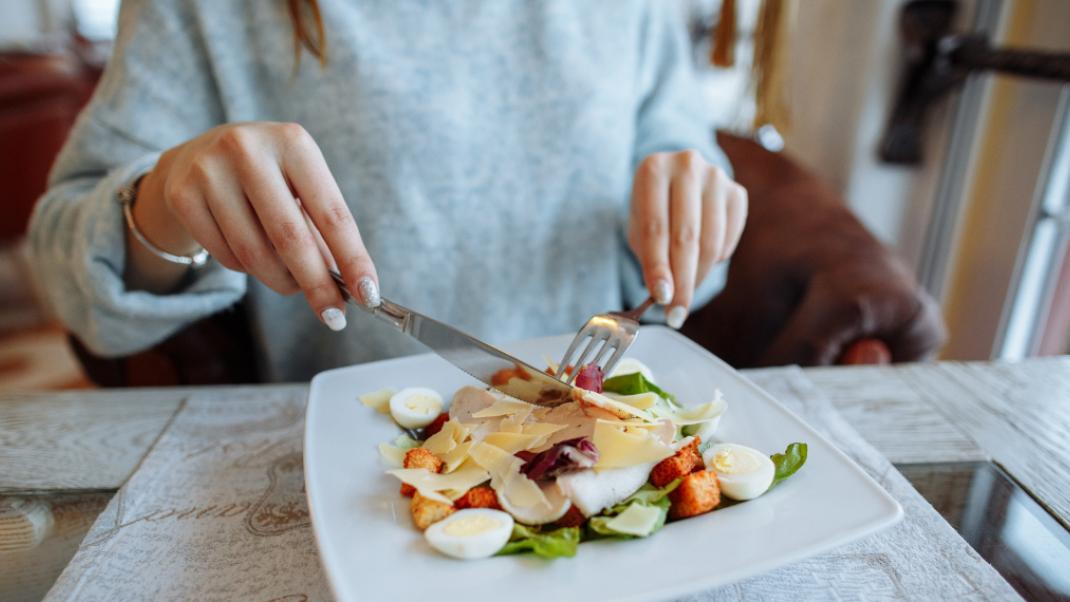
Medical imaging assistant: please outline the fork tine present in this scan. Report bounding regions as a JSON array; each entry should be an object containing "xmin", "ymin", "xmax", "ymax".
[
  {"xmin": 590, "ymin": 339, "xmax": 616, "ymax": 373},
  {"xmin": 555, "ymin": 330, "xmax": 591, "ymax": 379},
  {"xmin": 566, "ymin": 332, "xmax": 610, "ymax": 385},
  {"xmin": 602, "ymin": 342, "xmax": 630, "ymax": 378}
]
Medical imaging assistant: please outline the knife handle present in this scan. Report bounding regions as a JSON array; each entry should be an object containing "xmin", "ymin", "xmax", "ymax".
[{"xmin": 328, "ymin": 269, "xmax": 411, "ymax": 332}]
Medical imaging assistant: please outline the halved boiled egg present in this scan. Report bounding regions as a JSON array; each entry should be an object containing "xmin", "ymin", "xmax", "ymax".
[
  {"xmin": 389, "ymin": 387, "xmax": 444, "ymax": 429},
  {"xmin": 608, "ymin": 358, "xmax": 657, "ymax": 383},
  {"xmin": 424, "ymin": 508, "xmax": 514, "ymax": 560},
  {"xmin": 703, "ymin": 443, "xmax": 775, "ymax": 501}
]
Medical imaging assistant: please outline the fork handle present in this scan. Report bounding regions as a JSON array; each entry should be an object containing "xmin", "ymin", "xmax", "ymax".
[
  {"xmin": 328, "ymin": 269, "xmax": 411, "ymax": 331},
  {"xmin": 613, "ymin": 296, "xmax": 657, "ymax": 322}
]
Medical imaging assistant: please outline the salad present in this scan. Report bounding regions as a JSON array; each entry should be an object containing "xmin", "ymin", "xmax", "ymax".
[{"xmin": 362, "ymin": 359, "xmax": 807, "ymax": 560}]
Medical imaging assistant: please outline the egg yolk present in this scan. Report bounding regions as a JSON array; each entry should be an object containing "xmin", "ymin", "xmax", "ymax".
[
  {"xmin": 442, "ymin": 515, "xmax": 502, "ymax": 537},
  {"xmin": 711, "ymin": 449, "xmax": 762, "ymax": 475},
  {"xmin": 404, "ymin": 394, "xmax": 438, "ymax": 415}
]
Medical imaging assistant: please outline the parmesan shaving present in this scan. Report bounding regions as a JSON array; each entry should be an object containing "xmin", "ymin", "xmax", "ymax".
[
  {"xmin": 441, "ymin": 440, "xmax": 474, "ymax": 473},
  {"xmin": 482, "ymin": 432, "xmax": 545, "ymax": 454},
  {"xmin": 468, "ymin": 442, "xmax": 549, "ymax": 509},
  {"xmin": 603, "ymin": 391, "xmax": 659, "ymax": 410},
  {"xmin": 573, "ymin": 389, "xmax": 654, "ymax": 421},
  {"xmin": 387, "ymin": 465, "xmax": 489, "ymax": 504},
  {"xmin": 592, "ymin": 419, "xmax": 674, "ymax": 468},
  {"xmin": 423, "ymin": 420, "xmax": 470, "ymax": 455},
  {"xmin": 359, "ymin": 388, "xmax": 395, "ymax": 414},
  {"xmin": 471, "ymin": 397, "xmax": 534, "ymax": 418},
  {"xmin": 661, "ymin": 399, "xmax": 727, "ymax": 426},
  {"xmin": 378, "ymin": 442, "xmax": 406, "ymax": 468}
]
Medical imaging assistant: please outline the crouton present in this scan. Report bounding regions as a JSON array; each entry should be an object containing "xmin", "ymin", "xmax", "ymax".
[
  {"xmin": 668, "ymin": 470, "xmax": 720, "ymax": 519},
  {"xmin": 454, "ymin": 486, "xmax": 501, "ymax": 510},
  {"xmin": 551, "ymin": 504, "xmax": 587, "ymax": 529},
  {"xmin": 650, "ymin": 437, "xmax": 703, "ymax": 488},
  {"xmin": 423, "ymin": 412, "xmax": 450, "ymax": 438},
  {"xmin": 410, "ymin": 491, "xmax": 455, "ymax": 530},
  {"xmin": 400, "ymin": 447, "xmax": 444, "ymax": 497}
]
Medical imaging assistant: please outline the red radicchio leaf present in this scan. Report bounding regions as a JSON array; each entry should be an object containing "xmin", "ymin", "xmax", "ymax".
[
  {"xmin": 575, "ymin": 363, "xmax": 604, "ymax": 393},
  {"xmin": 520, "ymin": 437, "xmax": 599, "ymax": 481}
]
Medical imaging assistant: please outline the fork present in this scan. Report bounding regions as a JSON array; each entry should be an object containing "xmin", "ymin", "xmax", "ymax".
[{"xmin": 554, "ymin": 297, "xmax": 657, "ymax": 385}]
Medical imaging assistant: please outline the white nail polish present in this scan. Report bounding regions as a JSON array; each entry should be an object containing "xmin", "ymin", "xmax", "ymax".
[
  {"xmin": 358, "ymin": 277, "xmax": 381, "ymax": 308},
  {"xmin": 654, "ymin": 280, "xmax": 674, "ymax": 305},
  {"xmin": 666, "ymin": 305, "xmax": 687, "ymax": 330},
  {"xmin": 321, "ymin": 307, "xmax": 347, "ymax": 331}
]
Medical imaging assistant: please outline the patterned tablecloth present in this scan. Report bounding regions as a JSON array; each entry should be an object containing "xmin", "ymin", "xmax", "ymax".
[{"xmin": 44, "ymin": 370, "xmax": 1019, "ymax": 601}]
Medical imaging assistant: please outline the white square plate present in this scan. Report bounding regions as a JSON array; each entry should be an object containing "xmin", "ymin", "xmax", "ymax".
[{"xmin": 305, "ymin": 327, "xmax": 902, "ymax": 602}]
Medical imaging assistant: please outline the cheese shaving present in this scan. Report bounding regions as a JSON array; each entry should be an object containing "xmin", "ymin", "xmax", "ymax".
[
  {"xmin": 441, "ymin": 440, "xmax": 474, "ymax": 473},
  {"xmin": 387, "ymin": 465, "xmax": 490, "ymax": 504},
  {"xmin": 574, "ymin": 389, "xmax": 654, "ymax": 421},
  {"xmin": 482, "ymin": 432, "xmax": 546, "ymax": 454},
  {"xmin": 468, "ymin": 442, "xmax": 549, "ymax": 509},
  {"xmin": 359, "ymin": 388, "xmax": 395, "ymax": 414},
  {"xmin": 423, "ymin": 419, "xmax": 470, "ymax": 455},
  {"xmin": 471, "ymin": 397, "xmax": 534, "ymax": 418},
  {"xmin": 603, "ymin": 391, "xmax": 659, "ymax": 410},
  {"xmin": 592, "ymin": 419, "xmax": 674, "ymax": 468},
  {"xmin": 660, "ymin": 399, "xmax": 727, "ymax": 426},
  {"xmin": 377, "ymin": 442, "xmax": 406, "ymax": 468}
]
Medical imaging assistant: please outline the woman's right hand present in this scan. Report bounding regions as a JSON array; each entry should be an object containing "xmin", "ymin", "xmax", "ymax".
[{"xmin": 130, "ymin": 122, "xmax": 378, "ymax": 331}]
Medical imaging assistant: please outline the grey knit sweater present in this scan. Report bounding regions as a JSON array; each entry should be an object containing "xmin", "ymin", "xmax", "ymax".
[{"xmin": 29, "ymin": 0, "xmax": 729, "ymax": 381}]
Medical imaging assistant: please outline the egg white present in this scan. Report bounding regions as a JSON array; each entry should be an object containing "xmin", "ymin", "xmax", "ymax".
[
  {"xmin": 389, "ymin": 387, "xmax": 443, "ymax": 429},
  {"xmin": 424, "ymin": 509, "xmax": 514, "ymax": 560},
  {"xmin": 703, "ymin": 443, "xmax": 775, "ymax": 501}
]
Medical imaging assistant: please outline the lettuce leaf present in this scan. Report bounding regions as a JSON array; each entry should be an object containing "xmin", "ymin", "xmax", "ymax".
[
  {"xmin": 497, "ymin": 524, "xmax": 580, "ymax": 559},
  {"xmin": 587, "ymin": 480, "xmax": 680, "ymax": 539},
  {"xmin": 602, "ymin": 372, "xmax": 678, "ymax": 405},
  {"xmin": 770, "ymin": 442, "xmax": 808, "ymax": 488}
]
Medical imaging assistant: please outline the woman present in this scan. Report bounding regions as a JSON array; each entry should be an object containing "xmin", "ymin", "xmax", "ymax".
[{"xmin": 30, "ymin": 0, "xmax": 747, "ymax": 381}]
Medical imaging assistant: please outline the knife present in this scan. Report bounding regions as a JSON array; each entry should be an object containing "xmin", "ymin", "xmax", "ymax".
[{"xmin": 330, "ymin": 271, "xmax": 574, "ymax": 407}]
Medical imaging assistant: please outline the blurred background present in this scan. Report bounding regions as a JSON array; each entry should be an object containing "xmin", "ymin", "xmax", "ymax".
[{"xmin": 0, "ymin": 0, "xmax": 1067, "ymax": 391}]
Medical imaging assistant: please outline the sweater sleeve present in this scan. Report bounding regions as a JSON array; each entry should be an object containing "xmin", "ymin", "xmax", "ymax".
[
  {"xmin": 27, "ymin": 0, "xmax": 245, "ymax": 357},
  {"xmin": 622, "ymin": 1, "xmax": 732, "ymax": 315}
]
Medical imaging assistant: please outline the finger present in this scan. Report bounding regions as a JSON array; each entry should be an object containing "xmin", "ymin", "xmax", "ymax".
[
  {"xmin": 629, "ymin": 154, "xmax": 673, "ymax": 305},
  {"xmin": 202, "ymin": 171, "xmax": 299, "ymax": 295},
  {"xmin": 301, "ymin": 205, "xmax": 337, "ymax": 271},
  {"xmin": 721, "ymin": 183, "xmax": 748, "ymax": 259},
  {"xmin": 166, "ymin": 187, "xmax": 242, "ymax": 272},
  {"xmin": 237, "ymin": 159, "xmax": 349, "ymax": 331},
  {"xmin": 666, "ymin": 152, "xmax": 703, "ymax": 329},
  {"xmin": 277, "ymin": 124, "xmax": 380, "ymax": 308},
  {"xmin": 694, "ymin": 169, "xmax": 727, "ymax": 287}
]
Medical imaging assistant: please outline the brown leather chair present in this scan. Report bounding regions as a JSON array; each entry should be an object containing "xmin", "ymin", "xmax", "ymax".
[
  {"xmin": 67, "ymin": 132, "xmax": 945, "ymax": 387},
  {"xmin": 0, "ymin": 50, "xmax": 98, "ymax": 243}
]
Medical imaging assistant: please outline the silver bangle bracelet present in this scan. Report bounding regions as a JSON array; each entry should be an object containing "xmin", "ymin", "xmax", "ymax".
[{"xmin": 119, "ymin": 182, "xmax": 210, "ymax": 268}]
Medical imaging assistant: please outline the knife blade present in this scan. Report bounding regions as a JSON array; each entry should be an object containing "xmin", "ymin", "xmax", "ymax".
[{"xmin": 330, "ymin": 272, "xmax": 574, "ymax": 406}]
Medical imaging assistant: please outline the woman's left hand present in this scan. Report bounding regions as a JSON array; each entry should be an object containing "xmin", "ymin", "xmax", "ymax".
[{"xmin": 628, "ymin": 150, "xmax": 748, "ymax": 329}]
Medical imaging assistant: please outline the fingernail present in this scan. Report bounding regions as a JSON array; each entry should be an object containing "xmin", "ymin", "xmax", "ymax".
[
  {"xmin": 666, "ymin": 305, "xmax": 688, "ymax": 330},
  {"xmin": 358, "ymin": 277, "xmax": 381, "ymax": 308},
  {"xmin": 321, "ymin": 307, "xmax": 347, "ymax": 331},
  {"xmin": 653, "ymin": 279, "xmax": 673, "ymax": 305}
]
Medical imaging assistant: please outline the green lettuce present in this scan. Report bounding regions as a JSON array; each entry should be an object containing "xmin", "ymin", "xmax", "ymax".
[
  {"xmin": 587, "ymin": 480, "xmax": 681, "ymax": 539},
  {"xmin": 602, "ymin": 372, "xmax": 678, "ymax": 406},
  {"xmin": 497, "ymin": 524, "xmax": 580, "ymax": 559},
  {"xmin": 770, "ymin": 442, "xmax": 808, "ymax": 488}
]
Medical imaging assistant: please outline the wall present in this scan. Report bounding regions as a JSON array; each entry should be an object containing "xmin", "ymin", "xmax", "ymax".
[{"xmin": 780, "ymin": 0, "xmax": 960, "ymax": 269}]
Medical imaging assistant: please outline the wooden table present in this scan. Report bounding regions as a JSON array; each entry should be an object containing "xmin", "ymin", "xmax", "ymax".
[{"xmin": 2, "ymin": 357, "xmax": 1068, "ymax": 600}]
